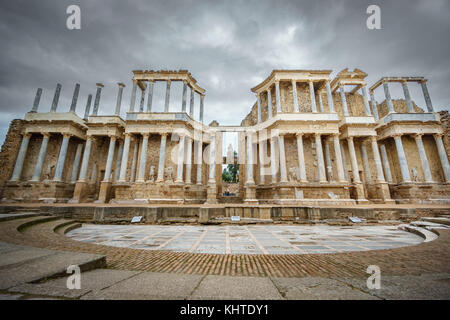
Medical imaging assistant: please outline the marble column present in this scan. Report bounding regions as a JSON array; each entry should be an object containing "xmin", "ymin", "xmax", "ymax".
[
  {"xmin": 53, "ymin": 134, "xmax": 71, "ymax": 181},
  {"xmin": 196, "ymin": 140, "xmax": 203, "ymax": 185},
  {"xmin": 315, "ymin": 134, "xmax": 326, "ymax": 183},
  {"xmin": 92, "ymin": 83, "xmax": 103, "ymax": 116},
  {"xmin": 31, "ymin": 88, "xmax": 43, "ymax": 112},
  {"xmin": 118, "ymin": 134, "xmax": 131, "ymax": 182},
  {"xmin": 414, "ymin": 134, "xmax": 433, "ymax": 183},
  {"xmin": 340, "ymin": 142, "xmax": 349, "ymax": 181},
  {"xmin": 278, "ymin": 134, "xmax": 288, "ymax": 183},
  {"xmin": 208, "ymin": 133, "xmax": 216, "ymax": 184},
  {"xmin": 115, "ymin": 83, "xmax": 125, "ymax": 115},
  {"xmin": 139, "ymin": 88, "xmax": 145, "ymax": 112},
  {"xmin": 156, "ymin": 133, "xmax": 168, "ymax": 182},
  {"xmin": 256, "ymin": 93, "xmax": 262, "ymax": 123},
  {"xmin": 332, "ymin": 134, "xmax": 346, "ymax": 182},
  {"xmin": 434, "ymin": 134, "xmax": 450, "ymax": 182},
  {"xmin": 292, "ymin": 80, "xmax": 299, "ymax": 112},
  {"xmin": 295, "ymin": 133, "xmax": 307, "ymax": 182},
  {"xmin": 176, "ymin": 134, "xmax": 185, "ymax": 183},
  {"xmin": 70, "ymin": 143, "xmax": 83, "ymax": 183},
  {"xmin": 130, "ymin": 140, "xmax": 139, "ymax": 182},
  {"xmin": 393, "ymin": 135, "xmax": 411, "ymax": 182},
  {"xmin": 318, "ymin": 91, "xmax": 324, "ymax": 113},
  {"xmin": 129, "ymin": 82, "xmax": 137, "ymax": 112},
  {"xmin": 369, "ymin": 92, "xmax": 379, "ymax": 121},
  {"xmin": 164, "ymin": 80, "xmax": 171, "ymax": 112},
  {"xmin": 137, "ymin": 133, "xmax": 149, "ymax": 182},
  {"xmin": 185, "ymin": 137, "xmax": 192, "ymax": 184},
  {"xmin": 309, "ymin": 81, "xmax": 317, "ymax": 113},
  {"xmin": 325, "ymin": 81, "xmax": 335, "ymax": 112},
  {"xmin": 189, "ymin": 88, "xmax": 195, "ymax": 117},
  {"xmin": 83, "ymin": 94, "xmax": 92, "ymax": 120},
  {"xmin": 361, "ymin": 85, "xmax": 372, "ymax": 116},
  {"xmin": 50, "ymin": 84, "xmax": 62, "ymax": 112},
  {"xmin": 339, "ymin": 85, "xmax": 349, "ymax": 116},
  {"xmin": 181, "ymin": 81, "xmax": 187, "ymax": 112},
  {"xmin": 69, "ymin": 83, "xmax": 80, "ymax": 112},
  {"xmin": 347, "ymin": 137, "xmax": 361, "ymax": 183},
  {"xmin": 246, "ymin": 133, "xmax": 255, "ymax": 184},
  {"xmin": 379, "ymin": 144, "xmax": 393, "ymax": 183},
  {"xmin": 199, "ymin": 95, "xmax": 204, "ymax": 123},
  {"xmin": 78, "ymin": 136, "xmax": 93, "ymax": 182},
  {"xmin": 103, "ymin": 136, "xmax": 117, "ymax": 182},
  {"xmin": 324, "ymin": 139, "xmax": 333, "ymax": 181},
  {"xmin": 147, "ymin": 80, "xmax": 154, "ymax": 112},
  {"xmin": 114, "ymin": 140, "xmax": 124, "ymax": 181},
  {"xmin": 401, "ymin": 81, "xmax": 414, "ymax": 113},
  {"xmin": 275, "ymin": 81, "xmax": 282, "ymax": 113},
  {"xmin": 383, "ymin": 82, "xmax": 395, "ymax": 113},
  {"xmin": 258, "ymin": 138, "xmax": 265, "ymax": 184},
  {"xmin": 360, "ymin": 142, "xmax": 372, "ymax": 183},
  {"xmin": 270, "ymin": 136, "xmax": 278, "ymax": 183},
  {"xmin": 421, "ymin": 80, "xmax": 434, "ymax": 112},
  {"xmin": 267, "ymin": 88, "xmax": 273, "ymax": 118},
  {"xmin": 370, "ymin": 137, "xmax": 386, "ymax": 183},
  {"xmin": 31, "ymin": 133, "xmax": 50, "ymax": 182}
]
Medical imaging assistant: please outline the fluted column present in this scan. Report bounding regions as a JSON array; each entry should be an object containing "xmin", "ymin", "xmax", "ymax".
[
  {"xmin": 278, "ymin": 134, "xmax": 288, "ymax": 183},
  {"xmin": 199, "ymin": 95, "xmax": 204, "ymax": 123},
  {"xmin": 185, "ymin": 137, "xmax": 192, "ymax": 184},
  {"xmin": 70, "ymin": 143, "xmax": 83, "ymax": 183},
  {"xmin": 103, "ymin": 136, "xmax": 117, "ymax": 182},
  {"xmin": 31, "ymin": 133, "xmax": 50, "ymax": 182},
  {"xmin": 332, "ymin": 134, "xmax": 346, "ymax": 182},
  {"xmin": 309, "ymin": 80, "xmax": 317, "ymax": 113},
  {"xmin": 189, "ymin": 88, "xmax": 194, "ymax": 117},
  {"xmin": 92, "ymin": 83, "xmax": 103, "ymax": 115},
  {"xmin": 401, "ymin": 81, "xmax": 414, "ymax": 113},
  {"xmin": 78, "ymin": 136, "xmax": 93, "ymax": 182},
  {"xmin": 181, "ymin": 81, "xmax": 187, "ymax": 112},
  {"xmin": 176, "ymin": 134, "xmax": 186, "ymax": 183},
  {"xmin": 315, "ymin": 133, "xmax": 326, "ymax": 183},
  {"xmin": 360, "ymin": 142, "xmax": 372, "ymax": 183},
  {"xmin": 196, "ymin": 140, "xmax": 203, "ymax": 185},
  {"xmin": 129, "ymin": 82, "xmax": 137, "ymax": 112},
  {"xmin": 421, "ymin": 80, "xmax": 434, "ymax": 112},
  {"xmin": 256, "ymin": 93, "xmax": 262, "ymax": 123},
  {"xmin": 83, "ymin": 94, "xmax": 92, "ymax": 120},
  {"xmin": 137, "ymin": 133, "xmax": 149, "ymax": 182},
  {"xmin": 393, "ymin": 135, "xmax": 411, "ymax": 182},
  {"xmin": 147, "ymin": 80, "xmax": 154, "ymax": 112},
  {"xmin": 369, "ymin": 91, "xmax": 379, "ymax": 121},
  {"xmin": 370, "ymin": 137, "xmax": 386, "ymax": 183},
  {"xmin": 267, "ymin": 88, "xmax": 273, "ymax": 118},
  {"xmin": 413, "ymin": 134, "xmax": 433, "ymax": 182},
  {"xmin": 324, "ymin": 139, "xmax": 333, "ymax": 181},
  {"xmin": 258, "ymin": 140, "xmax": 265, "ymax": 185},
  {"xmin": 383, "ymin": 81, "xmax": 395, "ymax": 113},
  {"xmin": 208, "ymin": 133, "xmax": 216, "ymax": 184},
  {"xmin": 347, "ymin": 137, "xmax": 361, "ymax": 183},
  {"xmin": 69, "ymin": 83, "xmax": 80, "ymax": 112},
  {"xmin": 115, "ymin": 83, "xmax": 125, "ymax": 115},
  {"xmin": 361, "ymin": 85, "xmax": 371, "ymax": 116},
  {"xmin": 130, "ymin": 140, "xmax": 138, "ymax": 182},
  {"xmin": 118, "ymin": 134, "xmax": 131, "ymax": 182},
  {"xmin": 434, "ymin": 133, "xmax": 450, "ymax": 182},
  {"xmin": 139, "ymin": 87, "xmax": 145, "ymax": 112},
  {"xmin": 164, "ymin": 80, "xmax": 171, "ymax": 112},
  {"xmin": 50, "ymin": 84, "xmax": 62, "ymax": 112},
  {"xmin": 292, "ymin": 80, "xmax": 299, "ymax": 112},
  {"xmin": 53, "ymin": 134, "xmax": 71, "ymax": 181},
  {"xmin": 270, "ymin": 136, "xmax": 278, "ymax": 183},
  {"xmin": 339, "ymin": 85, "xmax": 349, "ymax": 116},
  {"xmin": 379, "ymin": 144, "xmax": 393, "ymax": 183},
  {"xmin": 275, "ymin": 81, "xmax": 281, "ymax": 113},
  {"xmin": 318, "ymin": 91, "xmax": 324, "ymax": 113},
  {"xmin": 156, "ymin": 133, "xmax": 168, "ymax": 182},
  {"xmin": 31, "ymin": 88, "xmax": 43, "ymax": 112},
  {"xmin": 246, "ymin": 133, "xmax": 255, "ymax": 184},
  {"xmin": 340, "ymin": 143, "xmax": 349, "ymax": 181},
  {"xmin": 114, "ymin": 140, "xmax": 124, "ymax": 181},
  {"xmin": 296, "ymin": 133, "xmax": 307, "ymax": 182},
  {"xmin": 325, "ymin": 81, "xmax": 335, "ymax": 112}
]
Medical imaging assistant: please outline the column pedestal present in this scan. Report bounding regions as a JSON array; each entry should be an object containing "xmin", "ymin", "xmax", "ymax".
[
  {"xmin": 69, "ymin": 181, "xmax": 88, "ymax": 203},
  {"xmin": 244, "ymin": 184, "xmax": 258, "ymax": 204},
  {"xmin": 206, "ymin": 183, "xmax": 217, "ymax": 204},
  {"xmin": 96, "ymin": 181, "xmax": 112, "ymax": 203}
]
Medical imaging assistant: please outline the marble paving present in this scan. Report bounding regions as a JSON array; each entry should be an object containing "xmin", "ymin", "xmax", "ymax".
[{"xmin": 66, "ymin": 224, "xmax": 424, "ymax": 255}]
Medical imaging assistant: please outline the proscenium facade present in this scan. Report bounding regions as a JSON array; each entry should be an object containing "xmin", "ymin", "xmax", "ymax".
[{"xmin": 0, "ymin": 68, "xmax": 449, "ymax": 205}]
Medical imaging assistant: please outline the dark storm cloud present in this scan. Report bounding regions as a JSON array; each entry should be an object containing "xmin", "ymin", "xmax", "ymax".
[{"xmin": 0, "ymin": 0, "xmax": 449, "ymax": 143}]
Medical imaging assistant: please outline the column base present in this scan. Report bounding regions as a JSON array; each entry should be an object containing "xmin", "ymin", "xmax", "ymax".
[
  {"xmin": 244, "ymin": 184, "xmax": 257, "ymax": 203},
  {"xmin": 354, "ymin": 183, "xmax": 368, "ymax": 203},
  {"xmin": 206, "ymin": 183, "xmax": 217, "ymax": 204},
  {"xmin": 96, "ymin": 181, "xmax": 112, "ymax": 204},
  {"xmin": 69, "ymin": 181, "xmax": 88, "ymax": 203},
  {"xmin": 376, "ymin": 182, "xmax": 394, "ymax": 203}
]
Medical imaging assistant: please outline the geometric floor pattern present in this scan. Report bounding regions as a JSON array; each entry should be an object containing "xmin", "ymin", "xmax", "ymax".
[{"xmin": 67, "ymin": 224, "xmax": 424, "ymax": 255}]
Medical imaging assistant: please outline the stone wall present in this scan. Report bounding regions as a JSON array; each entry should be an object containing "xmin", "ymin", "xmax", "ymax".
[{"xmin": 0, "ymin": 119, "xmax": 24, "ymax": 187}]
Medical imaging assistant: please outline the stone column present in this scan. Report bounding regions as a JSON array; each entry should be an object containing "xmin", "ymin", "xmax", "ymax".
[
  {"xmin": 267, "ymin": 88, "xmax": 273, "ymax": 118},
  {"xmin": 115, "ymin": 83, "xmax": 125, "ymax": 115},
  {"xmin": 421, "ymin": 80, "xmax": 434, "ymax": 112},
  {"xmin": 129, "ymin": 82, "xmax": 137, "ymax": 112},
  {"xmin": 370, "ymin": 137, "xmax": 386, "ymax": 183},
  {"xmin": 324, "ymin": 139, "xmax": 333, "ymax": 181},
  {"xmin": 196, "ymin": 140, "xmax": 203, "ymax": 185},
  {"xmin": 270, "ymin": 136, "xmax": 278, "ymax": 183},
  {"xmin": 164, "ymin": 80, "xmax": 171, "ymax": 112},
  {"xmin": 185, "ymin": 137, "xmax": 192, "ymax": 184},
  {"xmin": 156, "ymin": 133, "xmax": 168, "ymax": 182},
  {"xmin": 199, "ymin": 95, "xmax": 204, "ymax": 123},
  {"xmin": 256, "ymin": 93, "xmax": 262, "ymax": 123},
  {"xmin": 246, "ymin": 133, "xmax": 255, "ymax": 184},
  {"xmin": 360, "ymin": 142, "xmax": 372, "ymax": 183},
  {"xmin": 413, "ymin": 134, "xmax": 433, "ymax": 182},
  {"xmin": 176, "ymin": 134, "xmax": 186, "ymax": 183},
  {"xmin": 137, "ymin": 133, "xmax": 149, "ymax": 182},
  {"xmin": 208, "ymin": 133, "xmax": 216, "ymax": 184},
  {"xmin": 78, "ymin": 136, "xmax": 93, "ymax": 182},
  {"xmin": 278, "ymin": 134, "xmax": 288, "ymax": 183},
  {"xmin": 393, "ymin": 134, "xmax": 411, "ymax": 182},
  {"xmin": 292, "ymin": 80, "xmax": 299, "ymax": 112},
  {"xmin": 347, "ymin": 137, "xmax": 361, "ymax": 183},
  {"xmin": 332, "ymin": 134, "xmax": 346, "ymax": 182},
  {"xmin": 31, "ymin": 133, "xmax": 50, "ymax": 182},
  {"xmin": 295, "ymin": 133, "xmax": 307, "ymax": 182},
  {"xmin": 69, "ymin": 83, "xmax": 80, "ymax": 112},
  {"xmin": 309, "ymin": 81, "xmax": 317, "ymax": 113},
  {"xmin": 369, "ymin": 92, "xmax": 379, "ymax": 121},
  {"xmin": 275, "ymin": 81, "xmax": 282, "ymax": 113},
  {"xmin": 118, "ymin": 133, "xmax": 131, "ymax": 182},
  {"xmin": 114, "ymin": 140, "xmax": 124, "ymax": 181},
  {"xmin": 315, "ymin": 133, "xmax": 327, "ymax": 183},
  {"xmin": 339, "ymin": 85, "xmax": 349, "ymax": 116},
  {"xmin": 50, "ymin": 83, "xmax": 62, "ymax": 112},
  {"xmin": 130, "ymin": 140, "xmax": 138, "ymax": 182},
  {"xmin": 401, "ymin": 81, "xmax": 414, "ymax": 113},
  {"xmin": 361, "ymin": 85, "xmax": 372, "ymax": 116},
  {"xmin": 318, "ymin": 91, "xmax": 324, "ymax": 113},
  {"xmin": 53, "ymin": 134, "xmax": 71, "ymax": 181},
  {"xmin": 340, "ymin": 143, "xmax": 349, "ymax": 181},
  {"xmin": 83, "ymin": 94, "xmax": 92, "ymax": 120},
  {"xmin": 379, "ymin": 144, "xmax": 393, "ymax": 183},
  {"xmin": 189, "ymin": 88, "xmax": 194, "ymax": 117},
  {"xmin": 258, "ymin": 138, "xmax": 266, "ymax": 184},
  {"xmin": 92, "ymin": 83, "xmax": 104, "ymax": 116},
  {"xmin": 181, "ymin": 81, "xmax": 187, "ymax": 112},
  {"xmin": 383, "ymin": 81, "xmax": 395, "ymax": 113},
  {"xmin": 147, "ymin": 80, "xmax": 154, "ymax": 112},
  {"xmin": 434, "ymin": 133, "xmax": 450, "ymax": 182},
  {"xmin": 325, "ymin": 81, "xmax": 335, "ymax": 112},
  {"xmin": 103, "ymin": 136, "xmax": 117, "ymax": 182},
  {"xmin": 70, "ymin": 143, "xmax": 83, "ymax": 183},
  {"xmin": 31, "ymin": 88, "xmax": 43, "ymax": 112},
  {"xmin": 139, "ymin": 87, "xmax": 145, "ymax": 112}
]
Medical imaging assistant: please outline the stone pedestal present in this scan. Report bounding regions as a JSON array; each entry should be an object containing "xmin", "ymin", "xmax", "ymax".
[
  {"xmin": 96, "ymin": 181, "xmax": 112, "ymax": 203},
  {"xmin": 206, "ymin": 183, "xmax": 217, "ymax": 204},
  {"xmin": 244, "ymin": 184, "xmax": 258, "ymax": 204},
  {"xmin": 377, "ymin": 182, "xmax": 395, "ymax": 204},
  {"xmin": 69, "ymin": 181, "xmax": 88, "ymax": 203},
  {"xmin": 354, "ymin": 183, "xmax": 368, "ymax": 204}
]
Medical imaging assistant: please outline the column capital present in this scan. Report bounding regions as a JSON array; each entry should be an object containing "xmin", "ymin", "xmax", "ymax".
[
  {"xmin": 338, "ymin": 82, "xmax": 344, "ymax": 89},
  {"xmin": 308, "ymin": 79, "xmax": 314, "ymax": 84},
  {"xmin": 62, "ymin": 133, "xmax": 72, "ymax": 139},
  {"xmin": 108, "ymin": 134, "xmax": 117, "ymax": 140},
  {"xmin": 42, "ymin": 132, "xmax": 51, "ymax": 138},
  {"xmin": 419, "ymin": 79, "xmax": 427, "ymax": 84},
  {"xmin": 400, "ymin": 79, "xmax": 407, "ymax": 85},
  {"xmin": 118, "ymin": 82, "xmax": 126, "ymax": 88},
  {"xmin": 148, "ymin": 79, "xmax": 155, "ymax": 83},
  {"xmin": 413, "ymin": 133, "xmax": 424, "ymax": 140},
  {"xmin": 166, "ymin": 79, "xmax": 172, "ymax": 84},
  {"xmin": 369, "ymin": 136, "xmax": 378, "ymax": 143},
  {"xmin": 295, "ymin": 132, "xmax": 304, "ymax": 138},
  {"xmin": 22, "ymin": 132, "xmax": 32, "ymax": 139},
  {"xmin": 96, "ymin": 83, "xmax": 104, "ymax": 88},
  {"xmin": 433, "ymin": 133, "xmax": 444, "ymax": 139},
  {"xmin": 332, "ymin": 133, "xmax": 340, "ymax": 139},
  {"xmin": 142, "ymin": 133, "xmax": 150, "ymax": 139},
  {"xmin": 291, "ymin": 79, "xmax": 296, "ymax": 85},
  {"xmin": 392, "ymin": 133, "xmax": 403, "ymax": 139},
  {"xmin": 124, "ymin": 132, "xmax": 133, "ymax": 139},
  {"xmin": 160, "ymin": 132, "xmax": 168, "ymax": 138},
  {"xmin": 346, "ymin": 136, "xmax": 354, "ymax": 142},
  {"xmin": 314, "ymin": 132, "xmax": 322, "ymax": 138}
]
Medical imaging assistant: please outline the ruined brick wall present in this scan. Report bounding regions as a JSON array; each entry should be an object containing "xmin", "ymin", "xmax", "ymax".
[
  {"xmin": 438, "ymin": 110, "xmax": 450, "ymax": 156},
  {"xmin": 0, "ymin": 119, "xmax": 24, "ymax": 186},
  {"xmin": 377, "ymin": 99, "xmax": 424, "ymax": 118}
]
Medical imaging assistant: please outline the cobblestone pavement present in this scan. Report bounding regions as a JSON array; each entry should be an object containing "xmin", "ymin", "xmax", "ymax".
[{"xmin": 67, "ymin": 224, "xmax": 423, "ymax": 255}]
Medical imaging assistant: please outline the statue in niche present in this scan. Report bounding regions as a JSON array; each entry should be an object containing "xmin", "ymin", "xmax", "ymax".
[
  {"xmin": 226, "ymin": 144, "xmax": 234, "ymax": 164},
  {"xmin": 164, "ymin": 166, "xmax": 174, "ymax": 182},
  {"xmin": 288, "ymin": 167, "xmax": 299, "ymax": 182},
  {"xmin": 43, "ymin": 164, "xmax": 55, "ymax": 181},
  {"xmin": 148, "ymin": 166, "xmax": 156, "ymax": 183},
  {"xmin": 411, "ymin": 167, "xmax": 418, "ymax": 182}
]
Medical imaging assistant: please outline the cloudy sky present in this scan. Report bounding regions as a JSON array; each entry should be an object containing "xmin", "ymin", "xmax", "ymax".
[{"xmin": 0, "ymin": 0, "xmax": 449, "ymax": 144}]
